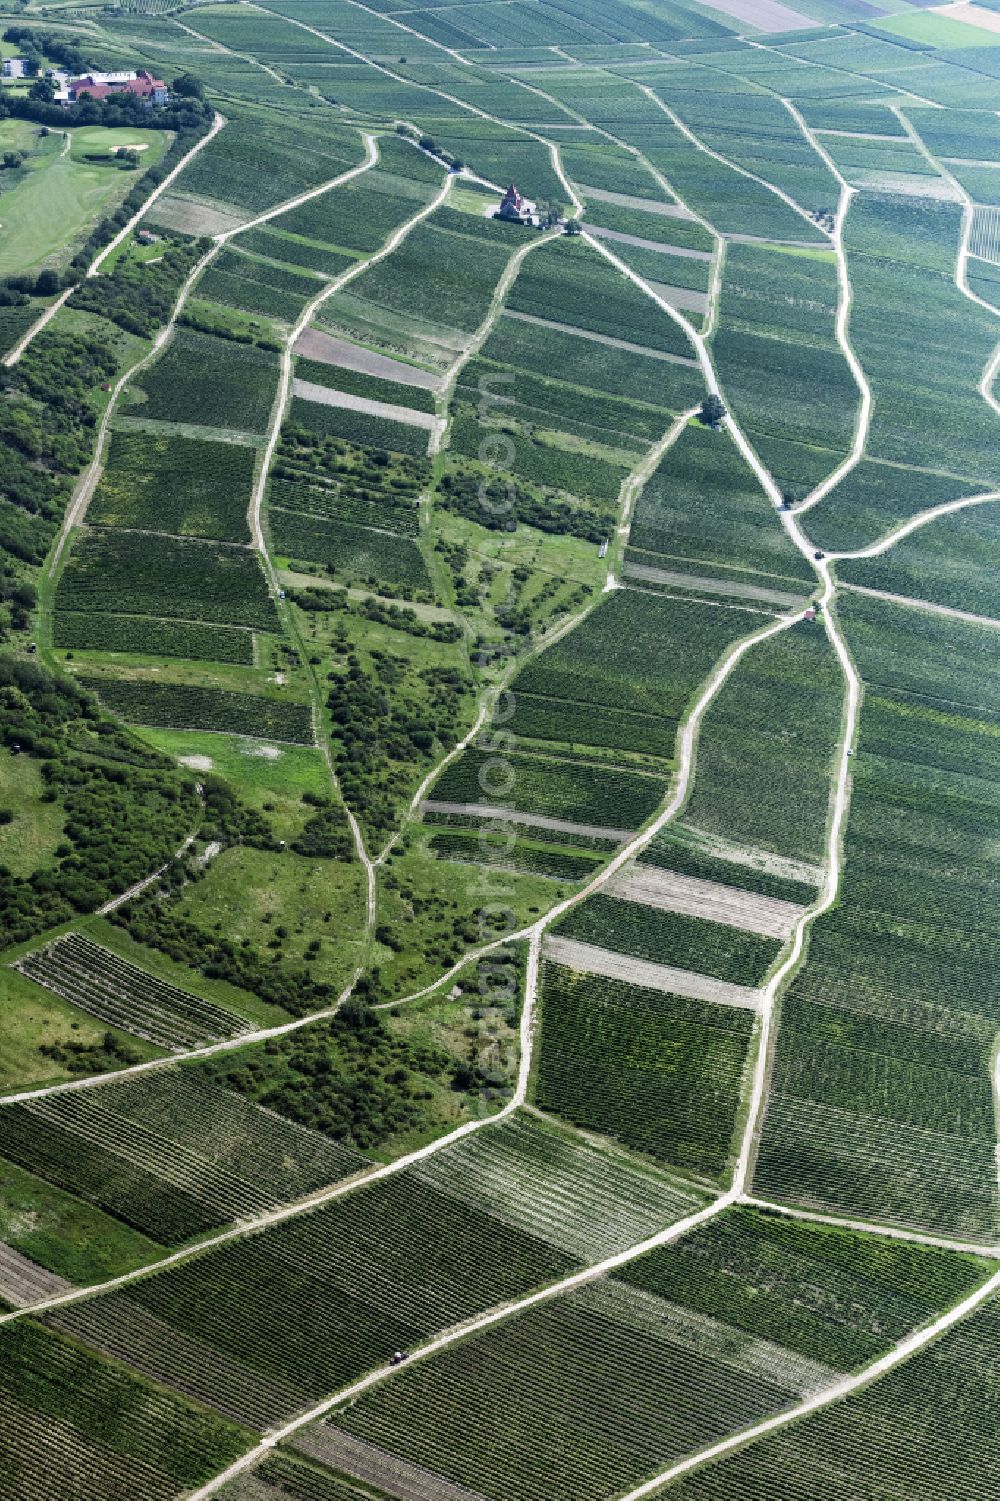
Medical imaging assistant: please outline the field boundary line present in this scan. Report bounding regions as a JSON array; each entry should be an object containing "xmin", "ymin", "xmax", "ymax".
[
  {"xmin": 892, "ymin": 105, "xmax": 1000, "ymax": 421},
  {"xmin": 43, "ymin": 129, "xmax": 384, "ymax": 584},
  {"xmin": 247, "ymin": 136, "xmax": 452, "ymax": 925},
  {"xmin": 637, "ymin": 86, "xmax": 828, "ymax": 240},
  {"xmin": 741, "ymin": 1195, "xmax": 1000, "ymax": 1258},
  {"xmin": 183, "ymin": 1198, "xmax": 730, "ymax": 1499},
  {"xmin": 614, "ymin": 1266, "xmax": 1000, "ymax": 1499},
  {"xmin": 838, "ymin": 580, "xmax": 1000, "ymax": 630},
  {"xmin": 0, "ymin": 606, "xmax": 810, "ymax": 1331},
  {"xmin": 251, "ymin": 0, "xmax": 596, "ymax": 204},
  {"xmin": 739, "ymin": 35, "xmax": 946, "ymax": 112},
  {"xmin": 3, "ymin": 112, "xmax": 226, "ymax": 369},
  {"xmin": 338, "ymin": 0, "xmax": 472, "ymax": 66},
  {"xmin": 174, "ymin": 15, "xmax": 285, "ymax": 81},
  {"xmin": 784, "ymin": 100, "xmax": 872, "ymax": 516},
  {"xmin": 376, "ymin": 226, "xmax": 575, "ymax": 865},
  {"xmin": 378, "ymin": 223, "xmax": 679, "ymax": 867},
  {"xmin": 829, "ymin": 488, "xmax": 1000, "ymax": 560}
]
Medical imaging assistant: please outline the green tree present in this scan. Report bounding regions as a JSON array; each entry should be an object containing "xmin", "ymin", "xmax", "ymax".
[
  {"xmin": 699, "ymin": 394, "xmax": 726, "ymax": 428},
  {"xmin": 171, "ymin": 72, "xmax": 204, "ymax": 99}
]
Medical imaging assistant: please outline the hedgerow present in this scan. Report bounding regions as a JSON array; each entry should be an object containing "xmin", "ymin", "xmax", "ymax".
[{"xmin": 0, "ymin": 655, "xmax": 199, "ymax": 945}]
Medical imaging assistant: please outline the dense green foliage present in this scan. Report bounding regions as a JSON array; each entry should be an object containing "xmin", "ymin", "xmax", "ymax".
[
  {"xmin": 756, "ymin": 596, "xmax": 1000, "ymax": 1237},
  {"xmin": 80, "ymin": 676, "xmax": 315, "ymax": 743},
  {"xmin": 88, "ymin": 429, "xmax": 256, "ymax": 542},
  {"xmin": 0, "ymin": 1320, "xmax": 248, "ymax": 1493},
  {"xmin": 132, "ymin": 328, "xmax": 281, "ymax": 434},
  {"xmin": 53, "ymin": 613, "xmax": 255, "ymax": 664},
  {"xmin": 70, "ymin": 238, "xmax": 208, "ymax": 338},
  {"xmin": 322, "ymin": 1207, "xmax": 989, "ymax": 1501},
  {"xmin": 201, "ymin": 1001, "xmax": 465, "ymax": 1148},
  {"xmin": 508, "ymin": 238, "xmax": 696, "ymax": 358},
  {"xmin": 433, "ymin": 746, "xmax": 665, "ymax": 831},
  {"xmin": 272, "ymin": 427, "xmax": 428, "ymax": 537},
  {"xmin": 681, "ymin": 621, "xmax": 842, "ymax": 864},
  {"xmin": 57, "ymin": 530, "xmax": 279, "ymax": 630},
  {"xmin": 536, "ymin": 962, "xmax": 752, "ymax": 1176},
  {"xmin": 0, "ymin": 656, "xmax": 198, "ymax": 945}
]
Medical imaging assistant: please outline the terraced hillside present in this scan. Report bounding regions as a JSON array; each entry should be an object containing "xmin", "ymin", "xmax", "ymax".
[{"xmin": 0, "ymin": 0, "xmax": 999, "ymax": 1495}]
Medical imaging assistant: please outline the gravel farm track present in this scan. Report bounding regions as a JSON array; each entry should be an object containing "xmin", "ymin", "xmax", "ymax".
[{"xmin": 6, "ymin": 16, "xmax": 1000, "ymax": 1497}]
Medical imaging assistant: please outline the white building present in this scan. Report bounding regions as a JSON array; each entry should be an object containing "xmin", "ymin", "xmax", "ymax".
[
  {"xmin": 2, "ymin": 58, "xmax": 30, "ymax": 80},
  {"xmin": 84, "ymin": 70, "xmax": 138, "ymax": 86}
]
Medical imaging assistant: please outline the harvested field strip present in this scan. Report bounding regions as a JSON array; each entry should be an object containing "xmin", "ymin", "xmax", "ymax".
[
  {"xmin": 541, "ymin": 937, "xmax": 763, "ymax": 1010},
  {"xmin": 606, "ymin": 867, "xmax": 806, "ymax": 940},
  {"xmin": 291, "ymin": 380, "xmax": 437, "ymax": 429},
  {"xmin": 15, "ymin": 934, "xmax": 251, "ymax": 1051},
  {"xmin": 411, "ymin": 1113, "xmax": 708, "ymax": 1262},
  {"xmin": 578, "ymin": 187, "xmax": 694, "ymax": 218},
  {"xmin": 557, "ymin": 895, "xmax": 783, "ymax": 988},
  {"xmin": 501, "ymin": 310, "xmax": 699, "ymax": 365},
  {"xmin": 293, "ymin": 327, "xmax": 443, "ymax": 388},
  {"xmin": 622, "ymin": 562, "xmax": 808, "ymax": 609},
  {"xmin": 839, "ymin": 582, "xmax": 1000, "ymax": 633},
  {"xmin": 292, "ymin": 1429, "xmax": 489, "ymax": 1501},
  {"xmin": 105, "ymin": 1071, "xmax": 365, "ymax": 1205},
  {"xmin": 642, "ymin": 832, "xmax": 820, "ymax": 906},
  {"xmin": 0, "ymin": 1243, "xmax": 72, "ymax": 1309},
  {"xmin": 969, "ymin": 204, "xmax": 1000, "ymax": 266},
  {"xmin": 647, "ymin": 283, "xmax": 710, "ymax": 315},
  {"xmin": 419, "ymin": 802, "xmax": 635, "ymax": 843},
  {"xmin": 585, "ymin": 224, "xmax": 713, "ymax": 261}
]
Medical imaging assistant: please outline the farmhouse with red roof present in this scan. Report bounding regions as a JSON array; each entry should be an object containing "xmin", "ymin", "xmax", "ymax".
[{"xmin": 65, "ymin": 70, "xmax": 168, "ymax": 106}]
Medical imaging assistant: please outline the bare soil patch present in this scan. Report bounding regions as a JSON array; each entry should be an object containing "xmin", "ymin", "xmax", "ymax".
[
  {"xmin": 292, "ymin": 379, "xmax": 436, "ymax": 429},
  {"xmin": 294, "ymin": 327, "xmax": 443, "ymax": 390},
  {"xmin": 420, "ymin": 801, "xmax": 634, "ymax": 842},
  {"xmin": 609, "ymin": 866, "xmax": 806, "ymax": 939},
  {"xmin": 0, "ymin": 1242, "xmax": 72, "ymax": 1307},
  {"xmin": 543, "ymin": 935, "xmax": 763, "ymax": 1009}
]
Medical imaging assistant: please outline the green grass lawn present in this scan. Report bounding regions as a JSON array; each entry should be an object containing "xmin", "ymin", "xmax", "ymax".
[
  {"xmin": 0, "ymin": 961, "xmax": 161, "ymax": 1094},
  {"xmin": 0, "ymin": 1155, "xmax": 165, "ymax": 1284},
  {"xmin": 0, "ymin": 121, "xmax": 167, "ymax": 279},
  {"xmin": 0, "ymin": 753, "xmax": 66, "ymax": 878},
  {"xmin": 172, "ymin": 842, "xmax": 369, "ymax": 991},
  {"xmin": 876, "ymin": 8, "xmax": 1000, "ymax": 47}
]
